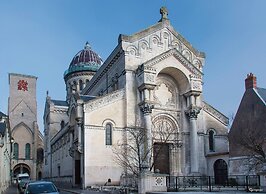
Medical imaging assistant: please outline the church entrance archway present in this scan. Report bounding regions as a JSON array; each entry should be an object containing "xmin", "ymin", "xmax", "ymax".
[
  {"xmin": 13, "ymin": 163, "xmax": 31, "ymax": 177},
  {"xmin": 152, "ymin": 114, "xmax": 179, "ymax": 175},
  {"xmin": 153, "ymin": 143, "xmax": 170, "ymax": 174},
  {"xmin": 214, "ymin": 159, "xmax": 228, "ymax": 185}
]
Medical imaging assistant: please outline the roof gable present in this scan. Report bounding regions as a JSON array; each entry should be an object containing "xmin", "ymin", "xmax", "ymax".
[
  {"xmin": 256, "ymin": 87, "xmax": 266, "ymax": 105},
  {"xmin": 121, "ymin": 20, "xmax": 205, "ymax": 76}
]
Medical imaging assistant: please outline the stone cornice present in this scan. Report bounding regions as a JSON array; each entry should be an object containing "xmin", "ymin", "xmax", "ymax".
[
  {"xmin": 205, "ymin": 151, "xmax": 229, "ymax": 157},
  {"xmin": 82, "ymin": 44, "xmax": 124, "ymax": 95},
  {"xmin": 84, "ymin": 89, "xmax": 125, "ymax": 112},
  {"xmin": 84, "ymin": 125, "xmax": 123, "ymax": 131},
  {"xmin": 203, "ymin": 101, "xmax": 229, "ymax": 126},
  {"xmin": 143, "ymin": 48, "xmax": 203, "ymax": 78},
  {"xmin": 64, "ymin": 71, "xmax": 95, "ymax": 81}
]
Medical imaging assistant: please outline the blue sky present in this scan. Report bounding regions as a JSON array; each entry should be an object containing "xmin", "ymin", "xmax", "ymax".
[{"xmin": 0, "ymin": 0, "xmax": 266, "ymax": 131}]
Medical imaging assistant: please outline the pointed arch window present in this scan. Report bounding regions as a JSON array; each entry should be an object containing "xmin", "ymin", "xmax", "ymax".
[
  {"xmin": 105, "ymin": 123, "xmax": 112, "ymax": 145},
  {"xmin": 25, "ymin": 143, "xmax": 31, "ymax": 160},
  {"xmin": 14, "ymin": 143, "xmax": 19, "ymax": 159},
  {"xmin": 209, "ymin": 130, "xmax": 215, "ymax": 152}
]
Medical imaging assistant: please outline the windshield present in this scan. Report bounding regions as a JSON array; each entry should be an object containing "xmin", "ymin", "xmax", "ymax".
[
  {"xmin": 26, "ymin": 183, "xmax": 57, "ymax": 194},
  {"xmin": 18, "ymin": 176, "xmax": 30, "ymax": 181}
]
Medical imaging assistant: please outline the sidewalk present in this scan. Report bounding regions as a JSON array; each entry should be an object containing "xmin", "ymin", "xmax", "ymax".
[
  {"xmin": 59, "ymin": 187, "xmax": 110, "ymax": 194},
  {"xmin": 3, "ymin": 184, "xmax": 18, "ymax": 194}
]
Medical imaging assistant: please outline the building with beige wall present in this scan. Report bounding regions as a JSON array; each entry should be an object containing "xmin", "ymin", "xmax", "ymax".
[
  {"xmin": 0, "ymin": 111, "xmax": 12, "ymax": 193},
  {"xmin": 43, "ymin": 7, "xmax": 229, "ymax": 190},
  {"xmin": 8, "ymin": 73, "xmax": 43, "ymax": 180}
]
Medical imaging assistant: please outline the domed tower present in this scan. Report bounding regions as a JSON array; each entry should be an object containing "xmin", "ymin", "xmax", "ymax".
[{"xmin": 64, "ymin": 42, "xmax": 103, "ymax": 102}]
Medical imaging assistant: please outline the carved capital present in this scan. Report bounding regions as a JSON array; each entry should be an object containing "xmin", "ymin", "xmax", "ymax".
[
  {"xmin": 172, "ymin": 140, "xmax": 183, "ymax": 150},
  {"xmin": 185, "ymin": 106, "xmax": 201, "ymax": 119},
  {"xmin": 139, "ymin": 102, "xmax": 154, "ymax": 114}
]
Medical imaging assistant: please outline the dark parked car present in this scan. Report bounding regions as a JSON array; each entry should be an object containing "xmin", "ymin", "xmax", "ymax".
[{"xmin": 24, "ymin": 181, "xmax": 59, "ymax": 194}]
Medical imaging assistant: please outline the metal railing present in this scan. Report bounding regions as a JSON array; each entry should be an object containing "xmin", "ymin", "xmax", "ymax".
[{"xmin": 166, "ymin": 175, "xmax": 260, "ymax": 192}]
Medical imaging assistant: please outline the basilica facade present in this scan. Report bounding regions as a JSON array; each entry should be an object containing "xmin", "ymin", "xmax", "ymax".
[{"xmin": 43, "ymin": 8, "xmax": 229, "ymax": 188}]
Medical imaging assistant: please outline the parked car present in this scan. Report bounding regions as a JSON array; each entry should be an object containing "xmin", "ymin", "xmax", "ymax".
[
  {"xmin": 24, "ymin": 181, "xmax": 59, "ymax": 194},
  {"xmin": 17, "ymin": 173, "xmax": 30, "ymax": 194}
]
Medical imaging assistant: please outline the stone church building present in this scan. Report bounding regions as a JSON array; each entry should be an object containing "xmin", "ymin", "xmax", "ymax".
[
  {"xmin": 43, "ymin": 7, "xmax": 229, "ymax": 189},
  {"xmin": 8, "ymin": 73, "xmax": 44, "ymax": 180}
]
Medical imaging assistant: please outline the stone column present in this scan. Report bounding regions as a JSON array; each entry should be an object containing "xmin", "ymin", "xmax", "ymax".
[
  {"xmin": 185, "ymin": 106, "xmax": 201, "ymax": 174},
  {"xmin": 139, "ymin": 102, "xmax": 154, "ymax": 169},
  {"xmin": 76, "ymin": 99, "xmax": 84, "ymax": 188}
]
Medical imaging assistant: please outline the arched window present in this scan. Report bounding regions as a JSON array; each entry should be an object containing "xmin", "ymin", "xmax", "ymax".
[
  {"xmin": 105, "ymin": 123, "xmax": 112, "ymax": 145},
  {"xmin": 79, "ymin": 80, "xmax": 83, "ymax": 91},
  {"xmin": 25, "ymin": 143, "xmax": 31, "ymax": 160},
  {"xmin": 209, "ymin": 130, "xmax": 215, "ymax": 152},
  {"xmin": 37, "ymin": 148, "xmax": 44, "ymax": 164},
  {"xmin": 14, "ymin": 143, "xmax": 19, "ymax": 159},
  {"xmin": 60, "ymin": 120, "xmax": 65, "ymax": 130}
]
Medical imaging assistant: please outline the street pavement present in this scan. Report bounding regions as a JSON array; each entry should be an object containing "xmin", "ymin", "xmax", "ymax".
[{"xmin": 4, "ymin": 184, "xmax": 73, "ymax": 194}]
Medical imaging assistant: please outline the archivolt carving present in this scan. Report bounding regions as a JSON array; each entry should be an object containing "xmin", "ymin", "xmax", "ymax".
[
  {"xmin": 193, "ymin": 59, "xmax": 202, "ymax": 70},
  {"xmin": 125, "ymin": 45, "xmax": 139, "ymax": 56},
  {"xmin": 139, "ymin": 40, "xmax": 149, "ymax": 51},
  {"xmin": 171, "ymin": 40, "xmax": 181, "ymax": 51},
  {"xmin": 162, "ymin": 31, "xmax": 170, "ymax": 39},
  {"xmin": 182, "ymin": 49, "xmax": 192, "ymax": 61},
  {"xmin": 152, "ymin": 114, "xmax": 179, "ymax": 143},
  {"xmin": 150, "ymin": 35, "xmax": 160, "ymax": 46}
]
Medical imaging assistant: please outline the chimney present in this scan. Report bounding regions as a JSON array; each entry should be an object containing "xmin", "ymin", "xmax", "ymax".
[{"xmin": 245, "ymin": 73, "xmax": 257, "ymax": 90}]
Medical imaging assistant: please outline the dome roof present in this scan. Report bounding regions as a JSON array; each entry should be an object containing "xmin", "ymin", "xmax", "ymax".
[{"xmin": 64, "ymin": 42, "xmax": 103, "ymax": 78}]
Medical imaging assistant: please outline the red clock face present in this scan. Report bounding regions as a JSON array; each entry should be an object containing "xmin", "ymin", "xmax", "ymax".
[{"xmin": 17, "ymin": 80, "xmax": 28, "ymax": 91}]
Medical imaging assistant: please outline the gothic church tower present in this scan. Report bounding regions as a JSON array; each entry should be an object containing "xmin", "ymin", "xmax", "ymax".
[{"xmin": 8, "ymin": 73, "xmax": 43, "ymax": 180}]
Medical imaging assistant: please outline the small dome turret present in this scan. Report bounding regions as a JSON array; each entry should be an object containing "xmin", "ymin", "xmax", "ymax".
[
  {"xmin": 64, "ymin": 42, "xmax": 103, "ymax": 102},
  {"xmin": 64, "ymin": 42, "xmax": 103, "ymax": 79}
]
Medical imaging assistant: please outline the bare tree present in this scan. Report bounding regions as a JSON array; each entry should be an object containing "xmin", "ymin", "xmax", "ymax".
[
  {"xmin": 112, "ymin": 118, "xmax": 179, "ymax": 179},
  {"xmin": 231, "ymin": 114, "xmax": 266, "ymax": 172}
]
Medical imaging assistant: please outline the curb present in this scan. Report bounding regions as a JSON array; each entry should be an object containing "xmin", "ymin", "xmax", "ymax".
[{"xmin": 59, "ymin": 188, "xmax": 83, "ymax": 194}]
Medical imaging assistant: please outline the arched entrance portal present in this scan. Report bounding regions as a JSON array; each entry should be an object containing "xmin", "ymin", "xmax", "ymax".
[
  {"xmin": 214, "ymin": 159, "xmax": 228, "ymax": 185},
  {"xmin": 152, "ymin": 114, "xmax": 179, "ymax": 175},
  {"xmin": 13, "ymin": 163, "xmax": 31, "ymax": 177}
]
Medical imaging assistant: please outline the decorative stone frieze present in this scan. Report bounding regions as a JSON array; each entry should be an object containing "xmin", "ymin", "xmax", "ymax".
[
  {"xmin": 143, "ymin": 48, "xmax": 203, "ymax": 78},
  {"xmin": 203, "ymin": 101, "xmax": 229, "ymax": 126},
  {"xmin": 84, "ymin": 89, "xmax": 125, "ymax": 111}
]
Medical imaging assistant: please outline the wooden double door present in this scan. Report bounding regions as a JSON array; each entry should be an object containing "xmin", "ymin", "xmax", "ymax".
[{"xmin": 153, "ymin": 143, "xmax": 170, "ymax": 174}]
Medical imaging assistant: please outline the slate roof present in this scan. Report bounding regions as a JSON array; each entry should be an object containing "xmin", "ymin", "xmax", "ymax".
[
  {"xmin": 0, "ymin": 111, "xmax": 7, "ymax": 118},
  {"xmin": 51, "ymin": 100, "xmax": 68, "ymax": 107},
  {"xmin": 80, "ymin": 95, "xmax": 95, "ymax": 102},
  {"xmin": 0, "ymin": 122, "xmax": 6, "ymax": 137},
  {"xmin": 257, "ymin": 87, "xmax": 266, "ymax": 104}
]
